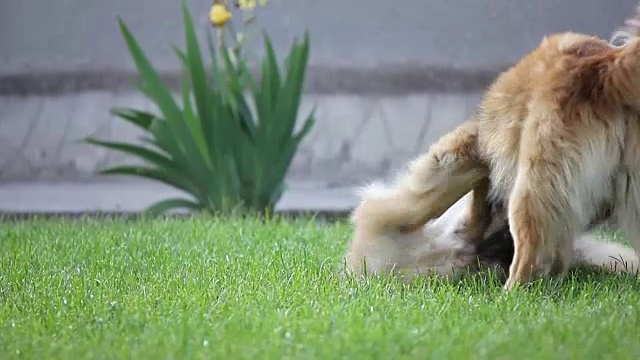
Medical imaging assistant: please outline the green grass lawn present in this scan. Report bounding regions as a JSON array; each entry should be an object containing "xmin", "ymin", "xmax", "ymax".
[{"xmin": 1, "ymin": 215, "xmax": 639, "ymax": 359}]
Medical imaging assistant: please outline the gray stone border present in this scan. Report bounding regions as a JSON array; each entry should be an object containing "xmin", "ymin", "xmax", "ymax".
[
  {"xmin": 0, "ymin": 209, "xmax": 352, "ymax": 223},
  {"xmin": 0, "ymin": 65, "xmax": 506, "ymax": 96}
]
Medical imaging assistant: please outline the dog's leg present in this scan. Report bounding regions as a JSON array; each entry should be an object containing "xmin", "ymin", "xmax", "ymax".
[
  {"xmin": 506, "ymin": 175, "xmax": 579, "ymax": 289},
  {"xmin": 612, "ymin": 168, "xmax": 640, "ymax": 265},
  {"xmin": 503, "ymin": 119, "xmax": 583, "ymax": 290},
  {"xmin": 503, "ymin": 129, "xmax": 619, "ymax": 290},
  {"xmin": 613, "ymin": 118, "xmax": 640, "ymax": 271},
  {"xmin": 455, "ymin": 177, "xmax": 492, "ymax": 244},
  {"xmin": 352, "ymin": 119, "xmax": 489, "ymax": 234}
]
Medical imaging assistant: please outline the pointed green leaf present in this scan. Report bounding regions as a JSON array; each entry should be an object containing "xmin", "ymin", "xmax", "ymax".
[
  {"xmin": 227, "ymin": 61, "xmax": 257, "ymax": 141},
  {"xmin": 117, "ymin": 18, "xmax": 182, "ymax": 124},
  {"xmin": 182, "ymin": 1, "xmax": 214, "ymax": 144},
  {"xmin": 144, "ymin": 115, "xmax": 184, "ymax": 155},
  {"xmin": 293, "ymin": 111, "xmax": 316, "ymax": 141},
  {"xmin": 174, "ymin": 46, "xmax": 189, "ymax": 68},
  {"xmin": 181, "ymin": 74, "xmax": 210, "ymax": 165},
  {"xmin": 272, "ymin": 33, "xmax": 310, "ymax": 147},
  {"xmin": 98, "ymin": 165, "xmax": 199, "ymax": 197},
  {"xmin": 236, "ymin": 101, "xmax": 257, "ymax": 143},
  {"xmin": 145, "ymin": 197, "xmax": 202, "ymax": 216},
  {"xmin": 263, "ymin": 32, "xmax": 282, "ymax": 104},
  {"xmin": 282, "ymin": 35, "xmax": 309, "ymax": 122},
  {"xmin": 83, "ymin": 138, "xmax": 174, "ymax": 168},
  {"xmin": 109, "ymin": 107, "xmax": 192, "ymax": 173},
  {"xmin": 207, "ymin": 29, "xmax": 226, "ymax": 96},
  {"xmin": 268, "ymin": 181, "xmax": 287, "ymax": 206},
  {"xmin": 119, "ymin": 16, "xmax": 206, "ymax": 182},
  {"xmin": 110, "ymin": 107, "xmax": 156, "ymax": 130},
  {"xmin": 220, "ymin": 48, "xmax": 243, "ymax": 101}
]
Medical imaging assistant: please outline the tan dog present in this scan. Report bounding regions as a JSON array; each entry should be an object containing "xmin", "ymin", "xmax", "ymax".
[
  {"xmin": 346, "ymin": 180, "xmax": 639, "ymax": 282},
  {"xmin": 352, "ymin": 24, "xmax": 640, "ymax": 289},
  {"xmin": 476, "ymin": 31, "xmax": 640, "ymax": 289}
]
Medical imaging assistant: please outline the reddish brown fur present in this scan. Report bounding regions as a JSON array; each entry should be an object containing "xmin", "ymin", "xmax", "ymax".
[
  {"xmin": 349, "ymin": 2, "xmax": 640, "ymax": 289},
  {"xmin": 351, "ymin": 31, "xmax": 640, "ymax": 290},
  {"xmin": 476, "ymin": 32, "xmax": 640, "ymax": 288}
]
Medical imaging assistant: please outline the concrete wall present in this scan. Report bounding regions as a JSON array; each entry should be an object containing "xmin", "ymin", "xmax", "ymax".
[
  {"xmin": 0, "ymin": 0, "xmax": 638, "ymax": 184},
  {"xmin": 1, "ymin": 0, "xmax": 637, "ymax": 76}
]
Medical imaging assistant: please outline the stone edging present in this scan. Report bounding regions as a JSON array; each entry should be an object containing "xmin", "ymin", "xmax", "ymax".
[
  {"xmin": 0, "ymin": 209, "xmax": 353, "ymax": 223},
  {"xmin": 0, "ymin": 65, "xmax": 506, "ymax": 96}
]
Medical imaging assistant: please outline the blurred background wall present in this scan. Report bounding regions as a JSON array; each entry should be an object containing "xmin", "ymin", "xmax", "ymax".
[{"xmin": 1, "ymin": 0, "xmax": 638, "ymax": 186}]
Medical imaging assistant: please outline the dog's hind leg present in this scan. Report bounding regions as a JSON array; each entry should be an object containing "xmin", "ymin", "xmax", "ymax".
[
  {"xmin": 455, "ymin": 177, "xmax": 492, "ymax": 244},
  {"xmin": 613, "ymin": 120, "xmax": 640, "ymax": 271},
  {"xmin": 352, "ymin": 119, "xmax": 489, "ymax": 235}
]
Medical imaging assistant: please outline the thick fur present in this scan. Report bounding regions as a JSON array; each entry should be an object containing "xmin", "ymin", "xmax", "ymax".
[
  {"xmin": 348, "ymin": 7, "xmax": 640, "ymax": 288},
  {"xmin": 346, "ymin": 182, "xmax": 639, "ymax": 282},
  {"xmin": 355, "ymin": 32, "xmax": 640, "ymax": 290},
  {"xmin": 476, "ymin": 32, "xmax": 640, "ymax": 289},
  {"xmin": 349, "ymin": 119, "xmax": 490, "ymax": 242}
]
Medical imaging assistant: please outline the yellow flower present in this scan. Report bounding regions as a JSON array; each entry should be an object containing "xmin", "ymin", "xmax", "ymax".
[
  {"xmin": 209, "ymin": 4, "xmax": 232, "ymax": 27},
  {"xmin": 237, "ymin": 0, "xmax": 256, "ymax": 10}
]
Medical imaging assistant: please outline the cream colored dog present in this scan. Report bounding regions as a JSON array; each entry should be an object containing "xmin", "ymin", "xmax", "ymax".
[{"xmin": 344, "ymin": 178, "xmax": 639, "ymax": 282}]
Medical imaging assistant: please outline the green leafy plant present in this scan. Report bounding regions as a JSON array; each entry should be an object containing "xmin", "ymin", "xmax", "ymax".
[{"xmin": 85, "ymin": 0, "xmax": 315, "ymax": 215}]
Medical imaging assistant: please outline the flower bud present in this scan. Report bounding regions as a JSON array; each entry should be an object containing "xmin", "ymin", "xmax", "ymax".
[{"xmin": 209, "ymin": 4, "xmax": 232, "ymax": 27}]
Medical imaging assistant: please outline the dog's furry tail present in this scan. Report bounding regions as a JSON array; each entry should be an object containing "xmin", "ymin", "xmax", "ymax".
[
  {"xmin": 350, "ymin": 180, "xmax": 426, "ymax": 234},
  {"xmin": 572, "ymin": 233, "xmax": 639, "ymax": 274},
  {"xmin": 610, "ymin": 2, "xmax": 640, "ymax": 46}
]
